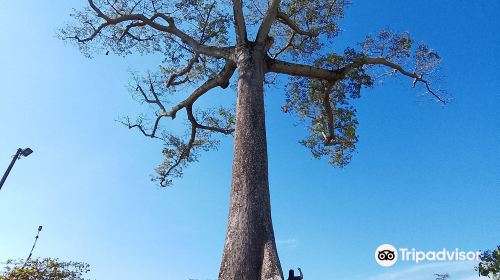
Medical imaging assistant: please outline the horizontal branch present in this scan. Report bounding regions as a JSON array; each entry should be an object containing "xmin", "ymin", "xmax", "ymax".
[
  {"xmin": 119, "ymin": 116, "xmax": 164, "ymax": 140},
  {"xmin": 267, "ymin": 56, "xmax": 446, "ymax": 103},
  {"xmin": 267, "ymin": 57, "xmax": 344, "ymax": 81},
  {"xmin": 195, "ymin": 123, "xmax": 234, "ymax": 134}
]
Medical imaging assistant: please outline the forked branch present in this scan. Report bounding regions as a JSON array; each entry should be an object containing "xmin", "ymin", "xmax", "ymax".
[
  {"xmin": 166, "ymin": 53, "xmax": 200, "ymax": 87},
  {"xmin": 162, "ymin": 60, "xmax": 236, "ymax": 119},
  {"xmin": 232, "ymin": 0, "xmax": 248, "ymax": 43},
  {"xmin": 136, "ymin": 76, "xmax": 166, "ymax": 112},
  {"xmin": 358, "ymin": 57, "xmax": 445, "ymax": 103},
  {"xmin": 256, "ymin": 0, "xmax": 282, "ymax": 43},
  {"xmin": 124, "ymin": 60, "xmax": 236, "ymax": 139},
  {"xmin": 157, "ymin": 104, "xmax": 233, "ymax": 187},
  {"xmin": 271, "ymin": 32, "xmax": 296, "ymax": 59},
  {"xmin": 159, "ymin": 108, "xmax": 197, "ymax": 187},
  {"xmin": 276, "ymin": 11, "xmax": 317, "ymax": 37},
  {"xmin": 71, "ymin": 0, "xmax": 231, "ymax": 58}
]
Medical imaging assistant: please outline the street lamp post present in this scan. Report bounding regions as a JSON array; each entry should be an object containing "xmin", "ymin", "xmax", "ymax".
[{"xmin": 0, "ymin": 147, "xmax": 33, "ymax": 190}]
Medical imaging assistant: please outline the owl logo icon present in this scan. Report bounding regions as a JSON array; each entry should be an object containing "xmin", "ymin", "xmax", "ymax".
[
  {"xmin": 375, "ymin": 244, "xmax": 398, "ymax": 267},
  {"xmin": 378, "ymin": 249, "xmax": 396, "ymax": 261}
]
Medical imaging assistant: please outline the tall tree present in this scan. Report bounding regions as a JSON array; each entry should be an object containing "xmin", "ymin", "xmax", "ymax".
[{"xmin": 60, "ymin": 1, "xmax": 445, "ymax": 279}]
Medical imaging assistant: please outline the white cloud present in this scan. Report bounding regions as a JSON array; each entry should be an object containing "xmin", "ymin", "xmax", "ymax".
[
  {"xmin": 276, "ymin": 238, "xmax": 298, "ymax": 248},
  {"xmin": 277, "ymin": 238, "xmax": 297, "ymax": 245}
]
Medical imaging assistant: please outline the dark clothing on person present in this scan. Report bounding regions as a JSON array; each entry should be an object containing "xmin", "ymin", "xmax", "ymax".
[{"xmin": 287, "ymin": 269, "xmax": 303, "ymax": 280}]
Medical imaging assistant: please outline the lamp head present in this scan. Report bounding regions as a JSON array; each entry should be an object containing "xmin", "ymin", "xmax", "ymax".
[{"xmin": 21, "ymin": 148, "xmax": 33, "ymax": 157}]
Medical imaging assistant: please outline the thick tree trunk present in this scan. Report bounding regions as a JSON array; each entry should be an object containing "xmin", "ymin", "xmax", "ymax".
[{"xmin": 218, "ymin": 44, "xmax": 283, "ymax": 280}]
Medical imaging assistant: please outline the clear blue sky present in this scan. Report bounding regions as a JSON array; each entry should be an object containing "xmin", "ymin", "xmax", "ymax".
[{"xmin": 0, "ymin": 1, "xmax": 498, "ymax": 279}]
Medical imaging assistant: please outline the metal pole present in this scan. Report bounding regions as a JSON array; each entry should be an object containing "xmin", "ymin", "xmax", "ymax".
[
  {"xmin": 0, "ymin": 148, "xmax": 22, "ymax": 190},
  {"xmin": 23, "ymin": 225, "xmax": 43, "ymax": 268}
]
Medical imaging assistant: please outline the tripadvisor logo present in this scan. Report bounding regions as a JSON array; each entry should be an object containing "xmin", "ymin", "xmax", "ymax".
[
  {"xmin": 375, "ymin": 244, "xmax": 398, "ymax": 267},
  {"xmin": 375, "ymin": 244, "xmax": 480, "ymax": 267}
]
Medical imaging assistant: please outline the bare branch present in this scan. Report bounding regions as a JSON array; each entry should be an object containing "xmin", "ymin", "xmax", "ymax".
[
  {"xmin": 232, "ymin": 0, "xmax": 248, "ymax": 44},
  {"xmin": 321, "ymin": 82, "xmax": 339, "ymax": 146},
  {"xmin": 276, "ymin": 11, "xmax": 317, "ymax": 37},
  {"xmin": 271, "ymin": 33, "xmax": 310, "ymax": 59},
  {"xmin": 267, "ymin": 57, "xmax": 344, "ymax": 81},
  {"xmin": 166, "ymin": 53, "xmax": 200, "ymax": 87},
  {"xmin": 129, "ymin": 75, "xmax": 168, "ymax": 138},
  {"xmin": 119, "ymin": 116, "xmax": 165, "ymax": 140},
  {"xmin": 162, "ymin": 111, "xmax": 197, "ymax": 184},
  {"xmin": 256, "ymin": 0, "xmax": 282, "ymax": 43},
  {"xmin": 118, "ymin": 21, "xmax": 147, "ymax": 41},
  {"xmin": 345, "ymin": 57, "xmax": 446, "ymax": 103},
  {"xmin": 196, "ymin": 123, "xmax": 234, "ymax": 134},
  {"xmin": 136, "ymin": 77, "xmax": 166, "ymax": 112},
  {"xmin": 271, "ymin": 32, "xmax": 296, "ymax": 59},
  {"xmin": 199, "ymin": 2, "xmax": 216, "ymax": 43},
  {"xmin": 124, "ymin": 60, "xmax": 236, "ymax": 141},
  {"xmin": 157, "ymin": 104, "xmax": 232, "ymax": 187},
  {"xmin": 105, "ymin": 0, "xmax": 122, "ymax": 16},
  {"xmin": 162, "ymin": 60, "xmax": 237, "ymax": 119},
  {"xmin": 186, "ymin": 106, "xmax": 234, "ymax": 135},
  {"xmin": 72, "ymin": 0, "xmax": 232, "ymax": 59}
]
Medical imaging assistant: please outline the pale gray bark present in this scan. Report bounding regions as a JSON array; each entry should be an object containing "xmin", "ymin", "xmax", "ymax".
[
  {"xmin": 256, "ymin": 0, "xmax": 282, "ymax": 43},
  {"xmin": 219, "ymin": 44, "xmax": 283, "ymax": 280},
  {"xmin": 232, "ymin": 0, "xmax": 248, "ymax": 43}
]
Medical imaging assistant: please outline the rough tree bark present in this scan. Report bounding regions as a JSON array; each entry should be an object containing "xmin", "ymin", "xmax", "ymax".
[{"xmin": 219, "ymin": 43, "xmax": 283, "ymax": 280}]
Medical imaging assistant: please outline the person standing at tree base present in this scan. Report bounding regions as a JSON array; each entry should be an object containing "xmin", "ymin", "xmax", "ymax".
[{"xmin": 287, "ymin": 268, "xmax": 303, "ymax": 280}]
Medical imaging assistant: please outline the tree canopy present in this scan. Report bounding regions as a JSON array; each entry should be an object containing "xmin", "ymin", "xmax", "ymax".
[
  {"xmin": 60, "ymin": 0, "xmax": 445, "ymax": 187},
  {"xmin": 0, "ymin": 258, "xmax": 90, "ymax": 280},
  {"xmin": 476, "ymin": 245, "xmax": 500, "ymax": 279}
]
